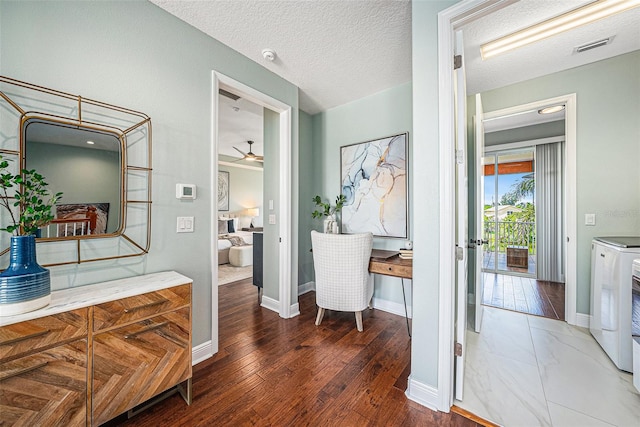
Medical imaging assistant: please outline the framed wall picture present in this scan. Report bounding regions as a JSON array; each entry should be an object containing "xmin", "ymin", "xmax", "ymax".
[
  {"xmin": 340, "ymin": 132, "xmax": 408, "ymax": 238},
  {"xmin": 55, "ymin": 202, "xmax": 110, "ymax": 236},
  {"xmin": 218, "ymin": 171, "xmax": 230, "ymax": 211}
]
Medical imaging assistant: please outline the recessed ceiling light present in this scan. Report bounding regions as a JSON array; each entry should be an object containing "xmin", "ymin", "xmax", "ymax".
[
  {"xmin": 86, "ymin": 140, "xmax": 95, "ymax": 145},
  {"xmin": 538, "ymin": 105, "xmax": 565, "ymax": 115},
  {"xmin": 481, "ymin": 0, "xmax": 639, "ymax": 59}
]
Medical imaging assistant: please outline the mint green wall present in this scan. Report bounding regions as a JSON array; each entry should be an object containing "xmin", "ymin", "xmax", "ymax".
[
  {"xmin": 470, "ymin": 51, "xmax": 640, "ymax": 315},
  {"xmin": 217, "ymin": 162, "xmax": 264, "ymax": 224},
  {"xmin": 262, "ymin": 108, "xmax": 280, "ymax": 300},
  {"xmin": 27, "ymin": 142, "xmax": 121, "ymax": 233},
  {"xmin": 0, "ymin": 0, "xmax": 299, "ymax": 348},
  {"xmin": 411, "ymin": 0, "xmax": 459, "ymax": 389},
  {"xmin": 298, "ymin": 110, "xmax": 315, "ymax": 285},
  {"xmin": 311, "ymin": 82, "xmax": 413, "ymax": 306}
]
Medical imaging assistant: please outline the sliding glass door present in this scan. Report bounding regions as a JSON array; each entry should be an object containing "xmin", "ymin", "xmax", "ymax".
[{"xmin": 482, "ymin": 149, "xmax": 536, "ymax": 277}]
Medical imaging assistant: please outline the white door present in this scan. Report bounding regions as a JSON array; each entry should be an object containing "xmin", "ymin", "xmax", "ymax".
[
  {"xmin": 454, "ymin": 30, "xmax": 468, "ymax": 402},
  {"xmin": 474, "ymin": 93, "xmax": 486, "ymax": 333}
]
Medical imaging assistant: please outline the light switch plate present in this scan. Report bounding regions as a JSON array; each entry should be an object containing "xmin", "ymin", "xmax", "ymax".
[
  {"xmin": 177, "ymin": 216, "xmax": 194, "ymax": 232},
  {"xmin": 585, "ymin": 213, "xmax": 596, "ymax": 226},
  {"xmin": 269, "ymin": 200, "xmax": 274, "ymax": 210},
  {"xmin": 268, "ymin": 214, "xmax": 276, "ymax": 225}
]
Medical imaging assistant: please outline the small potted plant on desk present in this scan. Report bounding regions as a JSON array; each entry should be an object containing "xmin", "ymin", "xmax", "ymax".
[
  {"xmin": 312, "ymin": 194, "xmax": 346, "ymax": 233},
  {"xmin": 0, "ymin": 156, "xmax": 62, "ymax": 316}
]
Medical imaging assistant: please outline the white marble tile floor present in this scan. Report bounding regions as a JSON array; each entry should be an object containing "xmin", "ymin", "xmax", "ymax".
[{"xmin": 455, "ymin": 306, "xmax": 640, "ymax": 427}]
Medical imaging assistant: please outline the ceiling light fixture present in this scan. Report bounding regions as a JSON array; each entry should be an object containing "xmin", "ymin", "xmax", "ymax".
[
  {"xmin": 538, "ymin": 105, "xmax": 566, "ymax": 115},
  {"xmin": 481, "ymin": 0, "xmax": 639, "ymax": 59},
  {"xmin": 262, "ymin": 48, "xmax": 276, "ymax": 61},
  {"xmin": 86, "ymin": 140, "xmax": 95, "ymax": 145}
]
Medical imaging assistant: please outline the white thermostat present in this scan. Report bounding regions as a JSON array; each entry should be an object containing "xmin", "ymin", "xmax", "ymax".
[{"xmin": 176, "ymin": 184, "xmax": 196, "ymax": 200}]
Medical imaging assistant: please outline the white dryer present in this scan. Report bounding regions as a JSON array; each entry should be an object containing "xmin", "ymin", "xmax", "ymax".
[{"xmin": 590, "ymin": 237, "xmax": 640, "ymax": 372}]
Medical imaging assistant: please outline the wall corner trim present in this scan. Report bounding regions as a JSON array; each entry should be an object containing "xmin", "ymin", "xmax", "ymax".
[
  {"xmin": 298, "ymin": 281, "xmax": 315, "ymax": 295},
  {"xmin": 261, "ymin": 295, "xmax": 281, "ymax": 314},
  {"xmin": 406, "ymin": 376, "xmax": 441, "ymax": 412},
  {"xmin": 289, "ymin": 302, "xmax": 300, "ymax": 318},
  {"xmin": 192, "ymin": 340, "xmax": 214, "ymax": 365},
  {"xmin": 574, "ymin": 313, "xmax": 590, "ymax": 328}
]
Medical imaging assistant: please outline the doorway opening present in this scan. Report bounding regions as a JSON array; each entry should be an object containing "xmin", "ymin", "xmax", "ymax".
[
  {"xmin": 216, "ymin": 90, "xmax": 264, "ymax": 291},
  {"xmin": 209, "ymin": 71, "xmax": 295, "ymax": 361},
  {"xmin": 482, "ymin": 148, "xmax": 536, "ymax": 277}
]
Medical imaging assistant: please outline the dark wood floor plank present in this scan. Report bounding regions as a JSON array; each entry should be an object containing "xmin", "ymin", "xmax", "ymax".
[
  {"xmin": 482, "ymin": 273, "xmax": 565, "ymax": 320},
  {"xmin": 110, "ymin": 279, "xmax": 483, "ymax": 427},
  {"xmin": 502, "ymin": 274, "xmax": 516, "ymax": 311},
  {"xmin": 512, "ymin": 276, "xmax": 529, "ymax": 313},
  {"xmin": 482, "ymin": 273, "xmax": 494, "ymax": 305}
]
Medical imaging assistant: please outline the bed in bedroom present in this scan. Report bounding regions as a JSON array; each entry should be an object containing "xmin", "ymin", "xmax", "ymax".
[
  {"xmin": 218, "ymin": 215, "xmax": 259, "ymax": 265},
  {"xmin": 218, "ymin": 230, "xmax": 255, "ymax": 265}
]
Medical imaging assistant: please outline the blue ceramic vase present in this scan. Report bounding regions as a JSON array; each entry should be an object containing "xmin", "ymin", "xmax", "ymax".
[{"xmin": 0, "ymin": 235, "xmax": 51, "ymax": 316}]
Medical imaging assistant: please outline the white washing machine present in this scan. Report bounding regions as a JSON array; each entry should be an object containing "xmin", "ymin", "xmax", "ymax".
[
  {"xmin": 590, "ymin": 237, "xmax": 640, "ymax": 372},
  {"xmin": 632, "ymin": 259, "xmax": 640, "ymax": 391}
]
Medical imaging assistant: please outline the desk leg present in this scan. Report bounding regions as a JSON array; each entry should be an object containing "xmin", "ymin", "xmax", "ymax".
[{"xmin": 401, "ymin": 278, "xmax": 411, "ymax": 338}]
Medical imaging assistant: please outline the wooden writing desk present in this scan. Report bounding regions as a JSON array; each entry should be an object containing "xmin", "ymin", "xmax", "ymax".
[
  {"xmin": 369, "ymin": 250, "xmax": 412, "ymax": 279},
  {"xmin": 369, "ymin": 250, "xmax": 412, "ymax": 336}
]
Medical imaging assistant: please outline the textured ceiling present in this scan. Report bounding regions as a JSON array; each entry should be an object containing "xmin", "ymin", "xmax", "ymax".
[
  {"xmin": 151, "ymin": 0, "xmax": 639, "ymax": 131},
  {"xmin": 218, "ymin": 93, "xmax": 263, "ymax": 158},
  {"xmin": 149, "ymin": 0, "xmax": 412, "ymax": 114}
]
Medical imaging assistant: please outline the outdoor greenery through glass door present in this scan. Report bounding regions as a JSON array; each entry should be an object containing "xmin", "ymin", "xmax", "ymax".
[{"xmin": 482, "ymin": 149, "xmax": 536, "ymax": 276}]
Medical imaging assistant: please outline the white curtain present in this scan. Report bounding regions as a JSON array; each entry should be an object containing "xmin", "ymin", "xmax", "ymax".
[{"xmin": 535, "ymin": 142, "xmax": 564, "ymax": 282}]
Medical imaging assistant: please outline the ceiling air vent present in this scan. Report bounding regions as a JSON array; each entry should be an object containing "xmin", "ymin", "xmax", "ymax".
[
  {"xmin": 219, "ymin": 88, "xmax": 241, "ymax": 101},
  {"xmin": 574, "ymin": 37, "xmax": 614, "ymax": 54}
]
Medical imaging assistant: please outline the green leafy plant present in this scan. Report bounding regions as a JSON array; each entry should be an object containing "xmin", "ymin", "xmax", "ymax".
[
  {"xmin": 312, "ymin": 194, "xmax": 346, "ymax": 219},
  {"xmin": 0, "ymin": 156, "xmax": 63, "ymax": 236}
]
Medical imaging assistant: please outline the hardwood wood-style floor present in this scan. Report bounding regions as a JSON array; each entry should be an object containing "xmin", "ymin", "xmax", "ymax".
[
  {"xmin": 110, "ymin": 278, "xmax": 487, "ymax": 426},
  {"xmin": 482, "ymin": 272, "xmax": 565, "ymax": 320}
]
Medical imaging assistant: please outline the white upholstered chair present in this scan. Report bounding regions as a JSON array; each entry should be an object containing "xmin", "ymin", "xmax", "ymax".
[{"xmin": 311, "ymin": 230, "xmax": 374, "ymax": 332}]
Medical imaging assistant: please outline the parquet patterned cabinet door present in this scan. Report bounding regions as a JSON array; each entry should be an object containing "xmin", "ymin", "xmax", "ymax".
[
  {"xmin": 0, "ymin": 339, "xmax": 88, "ymax": 427},
  {"xmin": 91, "ymin": 306, "xmax": 192, "ymax": 426},
  {"xmin": 0, "ymin": 308, "xmax": 89, "ymax": 427}
]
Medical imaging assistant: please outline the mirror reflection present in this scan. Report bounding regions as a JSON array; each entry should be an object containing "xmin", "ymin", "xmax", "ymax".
[{"xmin": 24, "ymin": 120, "xmax": 122, "ymax": 237}]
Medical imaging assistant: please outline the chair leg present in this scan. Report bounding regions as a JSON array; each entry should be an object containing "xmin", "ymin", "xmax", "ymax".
[
  {"xmin": 315, "ymin": 307, "xmax": 325, "ymax": 326},
  {"xmin": 355, "ymin": 311, "xmax": 363, "ymax": 332}
]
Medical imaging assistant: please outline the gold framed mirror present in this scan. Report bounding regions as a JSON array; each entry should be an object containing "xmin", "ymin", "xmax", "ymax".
[{"xmin": 0, "ymin": 76, "xmax": 152, "ymax": 266}]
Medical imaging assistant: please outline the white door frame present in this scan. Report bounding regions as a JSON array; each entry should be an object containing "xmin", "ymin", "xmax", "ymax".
[
  {"xmin": 481, "ymin": 96, "xmax": 577, "ymax": 324},
  {"xmin": 210, "ymin": 71, "xmax": 294, "ymax": 357},
  {"xmin": 437, "ymin": 0, "xmax": 578, "ymax": 410}
]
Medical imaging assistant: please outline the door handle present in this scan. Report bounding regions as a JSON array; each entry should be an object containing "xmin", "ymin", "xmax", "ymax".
[{"xmin": 470, "ymin": 238, "xmax": 488, "ymax": 245}]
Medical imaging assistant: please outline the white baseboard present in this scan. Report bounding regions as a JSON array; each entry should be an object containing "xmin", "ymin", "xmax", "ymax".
[
  {"xmin": 372, "ymin": 296, "xmax": 412, "ymax": 318},
  {"xmin": 406, "ymin": 376, "xmax": 439, "ymax": 412},
  {"xmin": 575, "ymin": 312, "xmax": 590, "ymax": 328},
  {"xmin": 192, "ymin": 340, "xmax": 213, "ymax": 365},
  {"xmin": 289, "ymin": 302, "xmax": 300, "ymax": 317},
  {"xmin": 298, "ymin": 281, "xmax": 315, "ymax": 295},
  {"xmin": 261, "ymin": 295, "xmax": 280, "ymax": 313}
]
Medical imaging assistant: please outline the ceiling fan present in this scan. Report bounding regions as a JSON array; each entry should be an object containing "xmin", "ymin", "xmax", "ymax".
[{"xmin": 233, "ymin": 140, "xmax": 264, "ymax": 162}]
